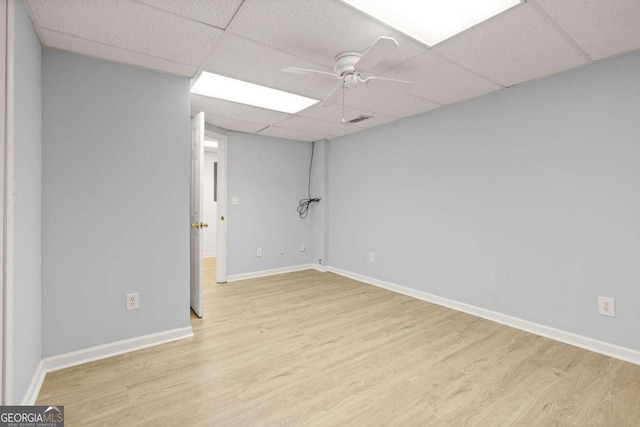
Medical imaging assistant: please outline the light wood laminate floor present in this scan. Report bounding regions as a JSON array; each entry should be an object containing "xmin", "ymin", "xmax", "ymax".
[{"xmin": 37, "ymin": 258, "xmax": 640, "ymax": 425}]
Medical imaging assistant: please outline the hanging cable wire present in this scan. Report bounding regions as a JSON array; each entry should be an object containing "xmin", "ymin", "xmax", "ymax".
[{"xmin": 297, "ymin": 141, "xmax": 322, "ymax": 218}]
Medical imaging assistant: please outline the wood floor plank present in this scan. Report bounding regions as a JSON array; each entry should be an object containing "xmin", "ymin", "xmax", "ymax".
[{"xmin": 36, "ymin": 259, "xmax": 640, "ymax": 425}]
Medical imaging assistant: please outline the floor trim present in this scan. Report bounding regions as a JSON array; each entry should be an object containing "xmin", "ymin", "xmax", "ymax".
[
  {"xmin": 42, "ymin": 327, "xmax": 194, "ymax": 374},
  {"xmin": 311, "ymin": 264, "xmax": 328, "ymax": 273},
  {"xmin": 227, "ymin": 264, "xmax": 314, "ymax": 282},
  {"xmin": 328, "ymin": 266, "xmax": 640, "ymax": 366},
  {"xmin": 21, "ymin": 360, "xmax": 46, "ymax": 405},
  {"xmin": 21, "ymin": 326, "xmax": 194, "ymax": 404},
  {"xmin": 23, "ymin": 327, "xmax": 191, "ymax": 403}
]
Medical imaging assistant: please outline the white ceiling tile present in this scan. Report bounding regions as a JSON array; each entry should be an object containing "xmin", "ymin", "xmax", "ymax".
[
  {"xmin": 28, "ymin": 0, "xmax": 640, "ymax": 136},
  {"xmin": 200, "ymin": 34, "xmax": 338, "ymax": 100},
  {"xmin": 29, "ymin": 0, "xmax": 223, "ymax": 66},
  {"xmin": 226, "ymin": 0, "xmax": 427, "ymax": 76},
  {"xmin": 258, "ymin": 126, "xmax": 332, "ymax": 142},
  {"xmin": 203, "ymin": 115, "xmax": 267, "ymax": 134},
  {"xmin": 276, "ymin": 116, "xmax": 361, "ymax": 137},
  {"xmin": 380, "ymin": 51, "xmax": 503, "ymax": 105},
  {"xmin": 434, "ymin": 3, "xmax": 588, "ymax": 87},
  {"xmin": 299, "ymin": 104, "xmax": 397, "ymax": 129},
  {"xmin": 41, "ymin": 29, "xmax": 197, "ymax": 77},
  {"xmin": 135, "ymin": 0, "xmax": 243, "ymax": 29},
  {"xmin": 533, "ymin": 0, "xmax": 640, "ymax": 60},
  {"xmin": 191, "ymin": 94, "xmax": 290, "ymax": 125},
  {"xmin": 341, "ymin": 86, "xmax": 440, "ymax": 118}
]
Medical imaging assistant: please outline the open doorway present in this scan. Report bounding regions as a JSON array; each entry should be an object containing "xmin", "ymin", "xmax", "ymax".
[
  {"xmin": 202, "ymin": 135, "xmax": 218, "ymax": 288},
  {"xmin": 205, "ymin": 129, "xmax": 227, "ymax": 285}
]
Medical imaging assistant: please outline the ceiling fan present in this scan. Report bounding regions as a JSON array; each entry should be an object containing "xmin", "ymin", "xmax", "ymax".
[{"xmin": 282, "ymin": 37, "xmax": 413, "ymax": 115}]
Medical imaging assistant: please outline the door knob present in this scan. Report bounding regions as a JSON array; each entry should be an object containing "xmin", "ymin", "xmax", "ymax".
[
  {"xmin": 201, "ymin": 222, "xmax": 208, "ymax": 228},
  {"xmin": 221, "ymin": 216, "xmax": 225, "ymax": 221},
  {"xmin": 191, "ymin": 223, "xmax": 200, "ymax": 229}
]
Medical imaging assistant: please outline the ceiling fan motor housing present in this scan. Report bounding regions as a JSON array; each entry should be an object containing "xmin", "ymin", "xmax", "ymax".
[
  {"xmin": 281, "ymin": 37, "xmax": 410, "ymax": 108},
  {"xmin": 334, "ymin": 51, "xmax": 362, "ymax": 76}
]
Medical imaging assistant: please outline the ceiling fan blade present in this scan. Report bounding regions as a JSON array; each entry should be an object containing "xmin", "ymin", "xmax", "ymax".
[
  {"xmin": 355, "ymin": 37, "xmax": 399, "ymax": 72},
  {"xmin": 281, "ymin": 66, "xmax": 338, "ymax": 78},
  {"xmin": 321, "ymin": 82, "xmax": 344, "ymax": 107},
  {"xmin": 363, "ymin": 76, "xmax": 413, "ymax": 91}
]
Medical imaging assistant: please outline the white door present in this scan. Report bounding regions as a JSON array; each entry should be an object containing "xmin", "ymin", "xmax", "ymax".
[{"xmin": 190, "ymin": 112, "xmax": 205, "ymax": 317}]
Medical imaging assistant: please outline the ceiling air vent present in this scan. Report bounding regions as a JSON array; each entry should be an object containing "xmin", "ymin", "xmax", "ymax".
[{"xmin": 347, "ymin": 115, "xmax": 372, "ymax": 124}]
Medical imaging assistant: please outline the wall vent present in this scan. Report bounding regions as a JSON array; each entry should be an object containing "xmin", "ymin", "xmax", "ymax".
[{"xmin": 347, "ymin": 115, "xmax": 372, "ymax": 124}]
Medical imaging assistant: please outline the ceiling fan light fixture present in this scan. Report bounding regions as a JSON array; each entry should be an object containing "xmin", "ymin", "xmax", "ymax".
[
  {"xmin": 191, "ymin": 71, "xmax": 319, "ymax": 114},
  {"xmin": 339, "ymin": 0, "xmax": 523, "ymax": 47}
]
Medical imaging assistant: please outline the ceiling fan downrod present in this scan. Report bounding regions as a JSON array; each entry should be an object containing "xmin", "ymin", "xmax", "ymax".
[{"xmin": 342, "ymin": 80, "xmax": 346, "ymax": 123}]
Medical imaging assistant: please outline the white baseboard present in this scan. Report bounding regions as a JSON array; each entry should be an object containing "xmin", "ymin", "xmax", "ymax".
[
  {"xmin": 227, "ymin": 264, "xmax": 315, "ymax": 282},
  {"xmin": 42, "ymin": 327, "xmax": 193, "ymax": 373},
  {"xmin": 204, "ymin": 254, "xmax": 216, "ymax": 258},
  {"xmin": 311, "ymin": 264, "xmax": 328, "ymax": 273},
  {"xmin": 22, "ymin": 267, "xmax": 639, "ymax": 405},
  {"xmin": 22, "ymin": 326, "xmax": 193, "ymax": 404},
  {"xmin": 328, "ymin": 266, "xmax": 640, "ymax": 366},
  {"xmin": 21, "ymin": 360, "xmax": 46, "ymax": 405}
]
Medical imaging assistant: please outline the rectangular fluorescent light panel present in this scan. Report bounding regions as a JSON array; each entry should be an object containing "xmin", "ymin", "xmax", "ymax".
[
  {"xmin": 191, "ymin": 72, "xmax": 318, "ymax": 114},
  {"xmin": 340, "ymin": 0, "xmax": 522, "ymax": 46}
]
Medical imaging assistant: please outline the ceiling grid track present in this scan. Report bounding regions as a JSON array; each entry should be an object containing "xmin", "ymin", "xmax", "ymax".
[{"xmin": 25, "ymin": 0, "xmax": 640, "ymax": 141}]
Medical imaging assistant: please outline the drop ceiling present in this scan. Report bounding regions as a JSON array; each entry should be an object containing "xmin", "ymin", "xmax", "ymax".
[{"xmin": 27, "ymin": 0, "xmax": 640, "ymax": 142}]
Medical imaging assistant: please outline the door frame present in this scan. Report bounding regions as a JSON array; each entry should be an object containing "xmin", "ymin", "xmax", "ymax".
[{"xmin": 2, "ymin": 0, "xmax": 15, "ymax": 404}]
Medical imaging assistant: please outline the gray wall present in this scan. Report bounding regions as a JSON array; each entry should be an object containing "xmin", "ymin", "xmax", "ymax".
[
  {"xmin": 13, "ymin": 0, "xmax": 42, "ymax": 403},
  {"xmin": 227, "ymin": 132, "xmax": 314, "ymax": 275},
  {"xmin": 42, "ymin": 51, "xmax": 191, "ymax": 356},
  {"xmin": 328, "ymin": 50, "xmax": 640, "ymax": 351}
]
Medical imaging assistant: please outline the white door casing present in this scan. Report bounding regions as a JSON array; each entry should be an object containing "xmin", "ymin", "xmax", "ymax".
[
  {"xmin": 215, "ymin": 133, "xmax": 228, "ymax": 283},
  {"xmin": 2, "ymin": 0, "xmax": 14, "ymax": 404},
  {"xmin": 190, "ymin": 112, "xmax": 204, "ymax": 317}
]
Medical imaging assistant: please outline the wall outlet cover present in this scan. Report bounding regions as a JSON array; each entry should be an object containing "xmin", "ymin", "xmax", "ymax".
[
  {"xmin": 598, "ymin": 296, "xmax": 615, "ymax": 317},
  {"xmin": 127, "ymin": 292, "xmax": 139, "ymax": 311}
]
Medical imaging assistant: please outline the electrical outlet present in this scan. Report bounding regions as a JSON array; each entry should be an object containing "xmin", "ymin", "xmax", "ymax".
[
  {"xmin": 368, "ymin": 252, "xmax": 375, "ymax": 263},
  {"xmin": 126, "ymin": 293, "xmax": 139, "ymax": 311},
  {"xmin": 256, "ymin": 248, "xmax": 262, "ymax": 257},
  {"xmin": 231, "ymin": 197, "xmax": 240, "ymax": 205},
  {"xmin": 300, "ymin": 244, "xmax": 305, "ymax": 252},
  {"xmin": 318, "ymin": 258, "xmax": 322, "ymax": 265},
  {"xmin": 598, "ymin": 296, "xmax": 615, "ymax": 317},
  {"xmin": 280, "ymin": 246, "xmax": 285, "ymax": 254}
]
